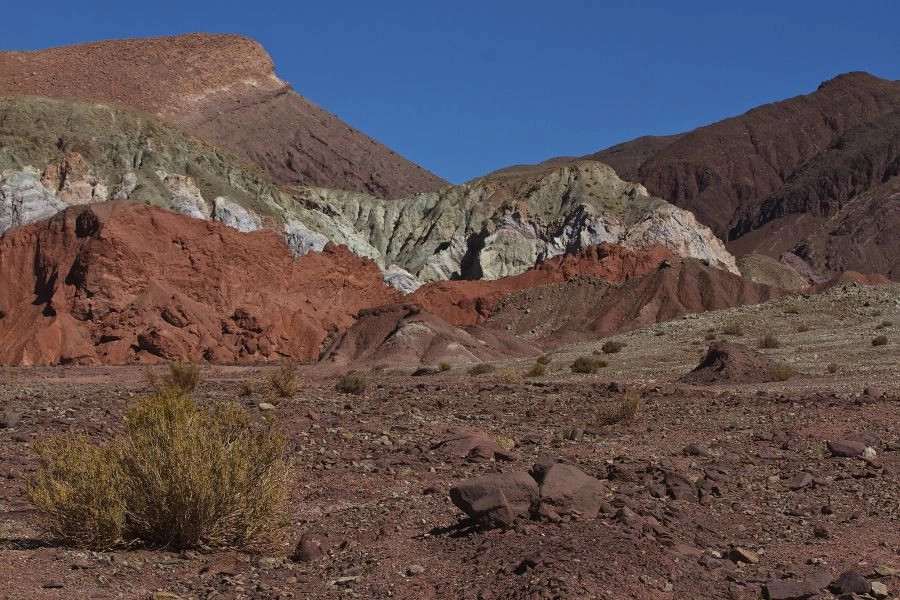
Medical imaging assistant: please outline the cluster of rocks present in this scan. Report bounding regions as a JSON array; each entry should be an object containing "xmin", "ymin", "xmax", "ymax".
[{"xmin": 449, "ymin": 454, "xmax": 606, "ymax": 529}]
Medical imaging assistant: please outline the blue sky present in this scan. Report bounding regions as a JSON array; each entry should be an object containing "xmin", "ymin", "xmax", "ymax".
[{"xmin": 4, "ymin": 1, "xmax": 899, "ymax": 183}]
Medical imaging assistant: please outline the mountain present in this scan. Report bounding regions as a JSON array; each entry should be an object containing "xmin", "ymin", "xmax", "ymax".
[
  {"xmin": 508, "ymin": 72, "xmax": 900, "ymax": 279},
  {"xmin": 0, "ymin": 33, "xmax": 447, "ymax": 198},
  {"xmin": 0, "ymin": 95, "xmax": 737, "ymax": 289}
]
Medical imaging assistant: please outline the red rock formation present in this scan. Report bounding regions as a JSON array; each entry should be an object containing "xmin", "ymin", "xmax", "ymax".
[
  {"xmin": 0, "ymin": 34, "xmax": 447, "ymax": 198},
  {"xmin": 485, "ymin": 259, "xmax": 787, "ymax": 343},
  {"xmin": 0, "ymin": 201, "xmax": 399, "ymax": 365},
  {"xmin": 411, "ymin": 244, "xmax": 675, "ymax": 326}
]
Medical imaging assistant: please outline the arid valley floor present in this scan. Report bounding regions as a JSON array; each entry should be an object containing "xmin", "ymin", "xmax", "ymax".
[{"xmin": 2, "ymin": 283, "xmax": 897, "ymax": 599}]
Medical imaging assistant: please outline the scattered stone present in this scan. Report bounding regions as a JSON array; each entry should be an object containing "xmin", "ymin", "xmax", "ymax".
[
  {"xmin": 871, "ymin": 581, "xmax": 889, "ymax": 599},
  {"xmin": 847, "ymin": 431, "xmax": 881, "ymax": 446},
  {"xmin": 0, "ymin": 410, "xmax": 20, "ymax": 429},
  {"xmin": 683, "ymin": 443, "xmax": 709, "ymax": 457},
  {"xmin": 41, "ymin": 582, "xmax": 64, "ymax": 589},
  {"xmin": 729, "ymin": 547, "xmax": 760, "ymax": 565},
  {"xmin": 829, "ymin": 570, "xmax": 871, "ymax": 595},
  {"xmin": 291, "ymin": 532, "xmax": 332, "ymax": 563},
  {"xmin": 789, "ymin": 471, "xmax": 813, "ymax": 490},
  {"xmin": 149, "ymin": 593, "xmax": 182, "ymax": 600},
  {"xmin": 827, "ymin": 440, "xmax": 867, "ymax": 458},
  {"xmin": 763, "ymin": 570, "xmax": 830, "ymax": 599},
  {"xmin": 334, "ymin": 576, "xmax": 360, "ymax": 586},
  {"xmin": 433, "ymin": 427, "xmax": 519, "ymax": 462},
  {"xmin": 257, "ymin": 402, "xmax": 276, "ymax": 411},
  {"xmin": 874, "ymin": 565, "xmax": 899, "ymax": 577},
  {"xmin": 406, "ymin": 564, "xmax": 425, "ymax": 577},
  {"xmin": 449, "ymin": 471, "xmax": 539, "ymax": 528}
]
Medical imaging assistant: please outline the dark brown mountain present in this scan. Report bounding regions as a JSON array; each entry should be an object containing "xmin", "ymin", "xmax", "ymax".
[
  {"xmin": 506, "ymin": 72, "xmax": 900, "ymax": 278},
  {"xmin": 0, "ymin": 33, "xmax": 447, "ymax": 198}
]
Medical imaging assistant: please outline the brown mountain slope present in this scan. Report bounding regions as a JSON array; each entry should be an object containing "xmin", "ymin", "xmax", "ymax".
[
  {"xmin": 486, "ymin": 259, "xmax": 787, "ymax": 344},
  {"xmin": 589, "ymin": 72, "xmax": 900, "ymax": 239},
  {"xmin": 504, "ymin": 72, "xmax": 900, "ymax": 278},
  {"xmin": 0, "ymin": 201, "xmax": 399, "ymax": 366},
  {"xmin": 0, "ymin": 33, "xmax": 447, "ymax": 198}
]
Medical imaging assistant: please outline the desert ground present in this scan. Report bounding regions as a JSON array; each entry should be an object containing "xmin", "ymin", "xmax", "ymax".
[{"xmin": 1, "ymin": 283, "xmax": 897, "ymax": 599}]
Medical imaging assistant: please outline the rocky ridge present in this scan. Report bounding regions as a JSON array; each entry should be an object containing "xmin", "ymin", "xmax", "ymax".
[{"xmin": 0, "ymin": 33, "xmax": 447, "ymax": 198}]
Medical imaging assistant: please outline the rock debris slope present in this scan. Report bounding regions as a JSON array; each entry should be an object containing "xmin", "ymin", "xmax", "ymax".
[{"xmin": 0, "ymin": 33, "xmax": 447, "ymax": 198}]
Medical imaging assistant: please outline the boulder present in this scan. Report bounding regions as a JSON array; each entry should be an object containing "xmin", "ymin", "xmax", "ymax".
[
  {"xmin": 449, "ymin": 471, "xmax": 539, "ymax": 528},
  {"xmin": 531, "ymin": 455, "xmax": 605, "ymax": 518},
  {"xmin": 827, "ymin": 440, "xmax": 867, "ymax": 458}
]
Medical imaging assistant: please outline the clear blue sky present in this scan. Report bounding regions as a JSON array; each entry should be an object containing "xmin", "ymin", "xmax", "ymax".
[{"xmin": 4, "ymin": 1, "xmax": 899, "ymax": 183}]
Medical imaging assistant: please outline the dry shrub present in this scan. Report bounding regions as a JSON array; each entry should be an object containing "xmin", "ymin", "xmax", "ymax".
[
  {"xmin": 27, "ymin": 437, "xmax": 126, "ymax": 549},
  {"xmin": 758, "ymin": 333, "xmax": 781, "ymax": 349},
  {"xmin": 722, "ymin": 323, "xmax": 744, "ymax": 336},
  {"xmin": 526, "ymin": 363, "xmax": 546, "ymax": 377},
  {"xmin": 872, "ymin": 335, "xmax": 889, "ymax": 347},
  {"xmin": 601, "ymin": 340, "xmax": 625, "ymax": 354},
  {"xmin": 411, "ymin": 366, "xmax": 439, "ymax": 377},
  {"xmin": 570, "ymin": 356, "xmax": 606, "ymax": 374},
  {"xmin": 876, "ymin": 320, "xmax": 893, "ymax": 329},
  {"xmin": 468, "ymin": 363, "xmax": 495, "ymax": 376},
  {"xmin": 496, "ymin": 370, "xmax": 519, "ymax": 384},
  {"xmin": 27, "ymin": 387, "xmax": 289, "ymax": 551},
  {"xmin": 536, "ymin": 354, "xmax": 553, "ymax": 365},
  {"xmin": 268, "ymin": 363, "xmax": 298, "ymax": 398},
  {"xmin": 797, "ymin": 324, "xmax": 810, "ymax": 333},
  {"xmin": 336, "ymin": 372, "xmax": 367, "ymax": 395},
  {"xmin": 704, "ymin": 332, "xmax": 717, "ymax": 341},
  {"xmin": 771, "ymin": 364, "xmax": 795, "ymax": 381},
  {"xmin": 439, "ymin": 362, "xmax": 452, "ymax": 372},
  {"xmin": 238, "ymin": 381, "xmax": 255, "ymax": 397},
  {"xmin": 163, "ymin": 361, "xmax": 202, "ymax": 392},
  {"xmin": 597, "ymin": 394, "xmax": 642, "ymax": 426},
  {"xmin": 826, "ymin": 363, "xmax": 838, "ymax": 374}
]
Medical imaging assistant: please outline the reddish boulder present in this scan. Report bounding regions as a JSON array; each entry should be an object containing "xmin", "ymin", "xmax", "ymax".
[{"xmin": 449, "ymin": 472, "xmax": 539, "ymax": 529}]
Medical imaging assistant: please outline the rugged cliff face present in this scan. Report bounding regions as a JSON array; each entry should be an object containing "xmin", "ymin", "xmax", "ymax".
[
  {"xmin": 312, "ymin": 161, "xmax": 737, "ymax": 282},
  {"xmin": 0, "ymin": 97, "xmax": 738, "ymax": 288},
  {"xmin": 0, "ymin": 202, "xmax": 399, "ymax": 366},
  {"xmin": 0, "ymin": 33, "xmax": 447, "ymax": 198}
]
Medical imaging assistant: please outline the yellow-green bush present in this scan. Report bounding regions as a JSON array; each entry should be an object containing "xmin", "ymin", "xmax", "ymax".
[
  {"xmin": 335, "ymin": 372, "xmax": 367, "ymax": 395},
  {"xmin": 162, "ymin": 361, "xmax": 203, "ymax": 392},
  {"xmin": 268, "ymin": 363, "xmax": 298, "ymax": 398},
  {"xmin": 26, "ymin": 387, "xmax": 289, "ymax": 551}
]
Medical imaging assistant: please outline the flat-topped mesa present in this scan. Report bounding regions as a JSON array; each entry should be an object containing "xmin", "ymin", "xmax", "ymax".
[{"xmin": 0, "ymin": 34, "xmax": 448, "ymax": 198}]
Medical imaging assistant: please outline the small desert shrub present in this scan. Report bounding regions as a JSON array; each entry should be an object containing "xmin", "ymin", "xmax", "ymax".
[
  {"xmin": 704, "ymin": 333, "xmax": 717, "ymax": 341},
  {"xmin": 439, "ymin": 362, "xmax": 452, "ymax": 372},
  {"xmin": 468, "ymin": 363, "xmax": 495, "ymax": 376},
  {"xmin": 268, "ymin": 363, "xmax": 298, "ymax": 398},
  {"xmin": 411, "ymin": 366, "xmax": 439, "ymax": 377},
  {"xmin": 335, "ymin": 372, "xmax": 367, "ymax": 395},
  {"xmin": 771, "ymin": 364, "xmax": 795, "ymax": 382},
  {"xmin": 722, "ymin": 323, "xmax": 744, "ymax": 336},
  {"xmin": 783, "ymin": 306, "xmax": 800, "ymax": 315},
  {"xmin": 238, "ymin": 380, "xmax": 255, "ymax": 397},
  {"xmin": 496, "ymin": 370, "xmax": 519, "ymax": 384},
  {"xmin": 526, "ymin": 363, "xmax": 546, "ymax": 377},
  {"xmin": 143, "ymin": 364, "xmax": 159, "ymax": 389},
  {"xmin": 797, "ymin": 324, "xmax": 810, "ymax": 333},
  {"xmin": 27, "ymin": 436, "xmax": 126, "ymax": 549},
  {"xmin": 758, "ymin": 333, "xmax": 781, "ymax": 349},
  {"xmin": 570, "ymin": 356, "xmax": 606, "ymax": 374},
  {"xmin": 654, "ymin": 330, "xmax": 666, "ymax": 337},
  {"xmin": 826, "ymin": 363, "xmax": 838, "ymax": 374},
  {"xmin": 872, "ymin": 335, "xmax": 888, "ymax": 347},
  {"xmin": 597, "ymin": 394, "xmax": 642, "ymax": 426},
  {"xmin": 601, "ymin": 340, "xmax": 625, "ymax": 354},
  {"xmin": 163, "ymin": 361, "xmax": 202, "ymax": 393},
  {"xmin": 536, "ymin": 354, "xmax": 553, "ymax": 365},
  {"xmin": 27, "ymin": 387, "xmax": 289, "ymax": 551},
  {"xmin": 876, "ymin": 320, "xmax": 893, "ymax": 329}
]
